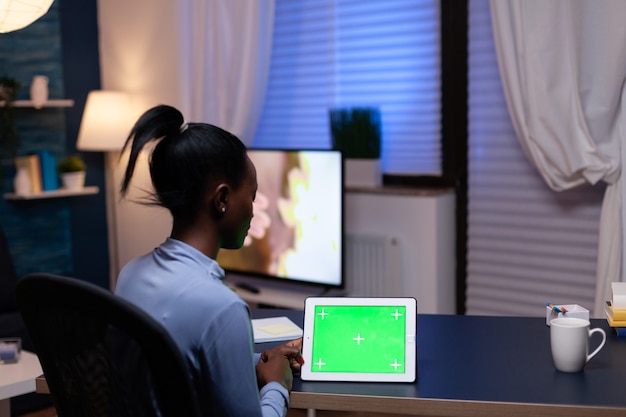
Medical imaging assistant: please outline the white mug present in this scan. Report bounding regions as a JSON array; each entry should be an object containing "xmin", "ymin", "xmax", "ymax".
[
  {"xmin": 30, "ymin": 75, "xmax": 49, "ymax": 108},
  {"xmin": 550, "ymin": 317, "xmax": 606, "ymax": 373}
]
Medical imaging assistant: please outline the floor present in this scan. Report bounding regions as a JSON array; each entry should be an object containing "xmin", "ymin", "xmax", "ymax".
[
  {"xmin": 288, "ymin": 411, "xmax": 397, "ymax": 417},
  {"xmin": 16, "ymin": 407, "xmax": 56, "ymax": 417},
  {"xmin": 19, "ymin": 406, "xmax": 397, "ymax": 417}
]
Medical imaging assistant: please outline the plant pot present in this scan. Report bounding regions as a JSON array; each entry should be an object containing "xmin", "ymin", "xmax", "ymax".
[
  {"xmin": 345, "ymin": 158, "xmax": 382, "ymax": 187},
  {"xmin": 60, "ymin": 171, "xmax": 86, "ymax": 190}
]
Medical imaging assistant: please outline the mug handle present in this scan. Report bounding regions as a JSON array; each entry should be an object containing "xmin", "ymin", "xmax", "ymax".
[{"xmin": 587, "ymin": 328, "xmax": 607, "ymax": 362}]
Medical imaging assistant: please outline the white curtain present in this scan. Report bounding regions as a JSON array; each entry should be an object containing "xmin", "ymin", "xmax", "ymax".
[
  {"xmin": 97, "ymin": 0, "xmax": 275, "ymax": 283},
  {"xmin": 176, "ymin": 0, "xmax": 275, "ymax": 144},
  {"xmin": 490, "ymin": 0, "xmax": 626, "ymax": 316},
  {"xmin": 98, "ymin": 0, "xmax": 274, "ymax": 145}
]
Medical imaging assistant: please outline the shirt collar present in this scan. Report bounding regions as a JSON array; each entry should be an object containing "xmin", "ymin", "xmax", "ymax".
[{"xmin": 161, "ymin": 237, "xmax": 226, "ymax": 281}]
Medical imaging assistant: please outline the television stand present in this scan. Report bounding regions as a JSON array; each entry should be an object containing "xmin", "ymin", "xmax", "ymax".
[{"xmin": 224, "ymin": 274, "xmax": 346, "ymax": 310}]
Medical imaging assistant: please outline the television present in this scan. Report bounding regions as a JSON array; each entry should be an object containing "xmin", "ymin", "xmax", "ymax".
[{"xmin": 217, "ymin": 148, "xmax": 344, "ymax": 289}]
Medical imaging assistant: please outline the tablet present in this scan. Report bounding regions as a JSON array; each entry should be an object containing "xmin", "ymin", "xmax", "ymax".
[{"xmin": 301, "ymin": 297, "xmax": 417, "ymax": 382}]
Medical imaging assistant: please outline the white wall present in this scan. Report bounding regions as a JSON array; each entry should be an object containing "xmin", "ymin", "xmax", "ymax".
[
  {"xmin": 108, "ymin": 150, "xmax": 171, "ymax": 288},
  {"xmin": 97, "ymin": 0, "xmax": 185, "ymax": 113},
  {"xmin": 97, "ymin": 0, "xmax": 183, "ymax": 289}
]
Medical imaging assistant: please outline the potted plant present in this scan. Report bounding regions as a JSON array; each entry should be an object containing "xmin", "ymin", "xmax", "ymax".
[
  {"xmin": 0, "ymin": 75, "xmax": 21, "ymax": 103},
  {"xmin": 330, "ymin": 107, "xmax": 381, "ymax": 159},
  {"xmin": 329, "ymin": 107, "xmax": 382, "ymax": 187},
  {"xmin": 57, "ymin": 155, "xmax": 86, "ymax": 190}
]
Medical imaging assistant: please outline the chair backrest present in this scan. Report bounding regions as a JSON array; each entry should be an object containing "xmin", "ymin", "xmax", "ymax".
[{"xmin": 16, "ymin": 273, "xmax": 202, "ymax": 417}]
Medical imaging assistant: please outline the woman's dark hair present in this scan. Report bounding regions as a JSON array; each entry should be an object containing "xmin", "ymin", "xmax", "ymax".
[{"xmin": 120, "ymin": 105, "xmax": 248, "ymax": 219}]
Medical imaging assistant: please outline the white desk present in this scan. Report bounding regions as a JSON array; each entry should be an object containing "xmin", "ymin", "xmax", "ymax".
[{"xmin": 0, "ymin": 351, "xmax": 42, "ymax": 417}]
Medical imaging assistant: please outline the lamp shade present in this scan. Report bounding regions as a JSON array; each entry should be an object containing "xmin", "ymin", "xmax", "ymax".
[
  {"xmin": 77, "ymin": 91, "xmax": 133, "ymax": 151},
  {"xmin": 0, "ymin": 0, "xmax": 54, "ymax": 33}
]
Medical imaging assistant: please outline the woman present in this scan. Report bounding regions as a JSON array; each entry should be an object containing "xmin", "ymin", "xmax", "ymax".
[{"xmin": 114, "ymin": 105, "xmax": 302, "ymax": 417}]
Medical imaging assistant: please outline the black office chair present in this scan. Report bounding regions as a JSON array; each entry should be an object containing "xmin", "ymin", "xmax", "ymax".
[
  {"xmin": 16, "ymin": 273, "xmax": 202, "ymax": 417},
  {"xmin": 1, "ymin": 228, "xmax": 54, "ymax": 416}
]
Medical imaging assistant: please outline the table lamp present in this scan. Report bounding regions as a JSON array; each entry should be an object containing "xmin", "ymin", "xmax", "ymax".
[
  {"xmin": 76, "ymin": 90, "xmax": 134, "ymax": 288},
  {"xmin": 77, "ymin": 91, "xmax": 133, "ymax": 151}
]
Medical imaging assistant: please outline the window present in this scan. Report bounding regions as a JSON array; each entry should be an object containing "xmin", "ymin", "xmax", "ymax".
[
  {"xmin": 253, "ymin": 0, "xmax": 442, "ymax": 176},
  {"xmin": 466, "ymin": 0, "xmax": 604, "ymax": 315}
]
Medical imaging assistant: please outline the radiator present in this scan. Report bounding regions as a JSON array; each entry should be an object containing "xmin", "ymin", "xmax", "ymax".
[{"xmin": 345, "ymin": 234, "xmax": 403, "ymax": 297}]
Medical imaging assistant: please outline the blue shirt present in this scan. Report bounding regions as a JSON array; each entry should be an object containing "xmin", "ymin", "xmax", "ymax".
[{"xmin": 115, "ymin": 238, "xmax": 289, "ymax": 417}]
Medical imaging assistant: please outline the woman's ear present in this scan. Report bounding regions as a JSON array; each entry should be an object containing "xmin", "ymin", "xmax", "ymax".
[{"xmin": 214, "ymin": 183, "xmax": 229, "ymax": 215}]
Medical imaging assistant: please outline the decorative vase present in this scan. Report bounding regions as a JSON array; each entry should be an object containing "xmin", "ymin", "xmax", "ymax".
[
  {"xmin": 13, "ymin": 167, "xmax": 31, "ymax": 195},
  {"xmin": 30, "ymin": 75, "xmax": 49, "ymax": 109},
  {"xmin": 60, "ymin": 171, "xmax": 85, "ymax": 190}
]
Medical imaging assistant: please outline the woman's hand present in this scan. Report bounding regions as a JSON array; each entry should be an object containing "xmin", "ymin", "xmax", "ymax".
[
  {"xmin": 256, "ymin": 338, "xmax": 304, "ymax": 391},
  {"xmin": 271, "ymin": 338, "xmax": 304, "ymax": 372},
  {"xmin": 256, "ymin": 349, "xmax": 293, "ymax": 391}
]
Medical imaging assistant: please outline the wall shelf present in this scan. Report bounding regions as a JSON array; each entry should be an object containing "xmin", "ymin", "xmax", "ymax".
[
  {"xmin": 3, "ymin": 186, "xmax": 99, "ymax": 200},
  {"xmin": 0, "ymin": 99, "xmax": 74, "ymax": 108}
]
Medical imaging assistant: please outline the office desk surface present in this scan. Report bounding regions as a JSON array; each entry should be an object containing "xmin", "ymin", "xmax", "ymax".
[{"xmin": 253, "ymin": 310, "xmax": 626, "ymax": 417}]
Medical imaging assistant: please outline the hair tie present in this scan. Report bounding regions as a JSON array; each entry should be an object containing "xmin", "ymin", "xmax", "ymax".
[{"xmin": 180, "ymin": 121, "xmax": 189, "ymax": 133}]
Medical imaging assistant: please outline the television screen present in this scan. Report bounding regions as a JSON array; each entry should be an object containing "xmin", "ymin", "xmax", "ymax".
[{"xmin": 217, "ymin": 149, "xmax": 344, "ymax": 288}]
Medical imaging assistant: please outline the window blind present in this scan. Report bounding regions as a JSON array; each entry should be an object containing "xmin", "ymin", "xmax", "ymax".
[
  {"xmin": 466, "ymin": 0, "xmax": 605, "ymax": 316},
  {"xmin": 253, "ymin": 0, "xmax": 442, "ymax": 175}
]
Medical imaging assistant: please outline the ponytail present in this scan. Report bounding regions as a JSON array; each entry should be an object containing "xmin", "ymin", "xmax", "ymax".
[
  {"xmin": 119, "ymin": 104, "xmax": 248, "ymax": 220},
  {"xmin": 120, "ymin": 105, "xmax": 184, "ymax": 196}
]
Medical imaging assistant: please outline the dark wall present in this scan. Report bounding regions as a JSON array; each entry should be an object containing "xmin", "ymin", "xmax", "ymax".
[
  {"xmin": 0, "ymin": 0, "xmax": 108, "ymax": 288},
  {"xmin": 59, "ymin": 0, "xmax": 109, "ymax": 288}
]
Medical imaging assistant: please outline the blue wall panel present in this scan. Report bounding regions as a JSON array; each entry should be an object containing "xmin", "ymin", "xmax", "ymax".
[
  {"xmin": 0, "ymin": 2, "xmax": 73, "ymax": 278},
  {"xmin": 0, "ymin": 0, "xmax": 108, "ymax": 287}
]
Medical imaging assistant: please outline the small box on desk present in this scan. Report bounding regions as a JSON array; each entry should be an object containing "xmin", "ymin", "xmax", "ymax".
[
  {"xmin": 546, "ymin": 304, "xmax": 589, "ymax": 326},
  {"xmin": 0, "ymin": 337, "xmax": 21, "ymax": 363},
  {"xmin": 611, "ymin": 282, "xmax": 626, "ymax": 309}
]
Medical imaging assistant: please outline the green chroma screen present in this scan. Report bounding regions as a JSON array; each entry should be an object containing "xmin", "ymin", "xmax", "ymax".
[{"xmin": 310, "ymin": 305, "xmax": 407, "ymax": 373}]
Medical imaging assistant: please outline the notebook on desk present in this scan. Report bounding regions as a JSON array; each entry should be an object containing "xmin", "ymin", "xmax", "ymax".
[
  {"xmin": 300, "ymin": 297, "xmax": 417, "ymax": 382},
  {"xmin": 252, "ymin": 316, "xmax": 303, "ymax": 343}
]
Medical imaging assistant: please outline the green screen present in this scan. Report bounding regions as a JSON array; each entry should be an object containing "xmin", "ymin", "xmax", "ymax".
[{"xmin": 310, "ymin": 305, "xmax": 406, "ymax": 373}]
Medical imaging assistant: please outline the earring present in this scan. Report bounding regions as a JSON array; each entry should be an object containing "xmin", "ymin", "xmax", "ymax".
[{"xmin": 221, "ymin": 207, "xmax": 226, "ymax": 213}]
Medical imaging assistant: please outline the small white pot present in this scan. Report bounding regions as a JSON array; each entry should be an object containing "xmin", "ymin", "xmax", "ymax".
[{"xmin": 60, "ymin": 171, "xmax": 86, "ymax": 190}]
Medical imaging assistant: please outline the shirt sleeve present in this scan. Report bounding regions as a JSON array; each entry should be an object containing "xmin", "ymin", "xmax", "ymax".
[{"xmin": 201, "ymin": 301, "xmax": 289, "ymax": 417}]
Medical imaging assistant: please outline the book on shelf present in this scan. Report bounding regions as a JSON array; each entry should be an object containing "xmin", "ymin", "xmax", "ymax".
[
  {"xmin": 34, "ymin": 150, "xmax": 58, "ymax": 191},
  {"xmin": 605, "ymin": 300, "xmax": 626, "ymax": 321},
  {"xmin": 14, "ymin": 154, "xmax": 42, "ymax": 194}
]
